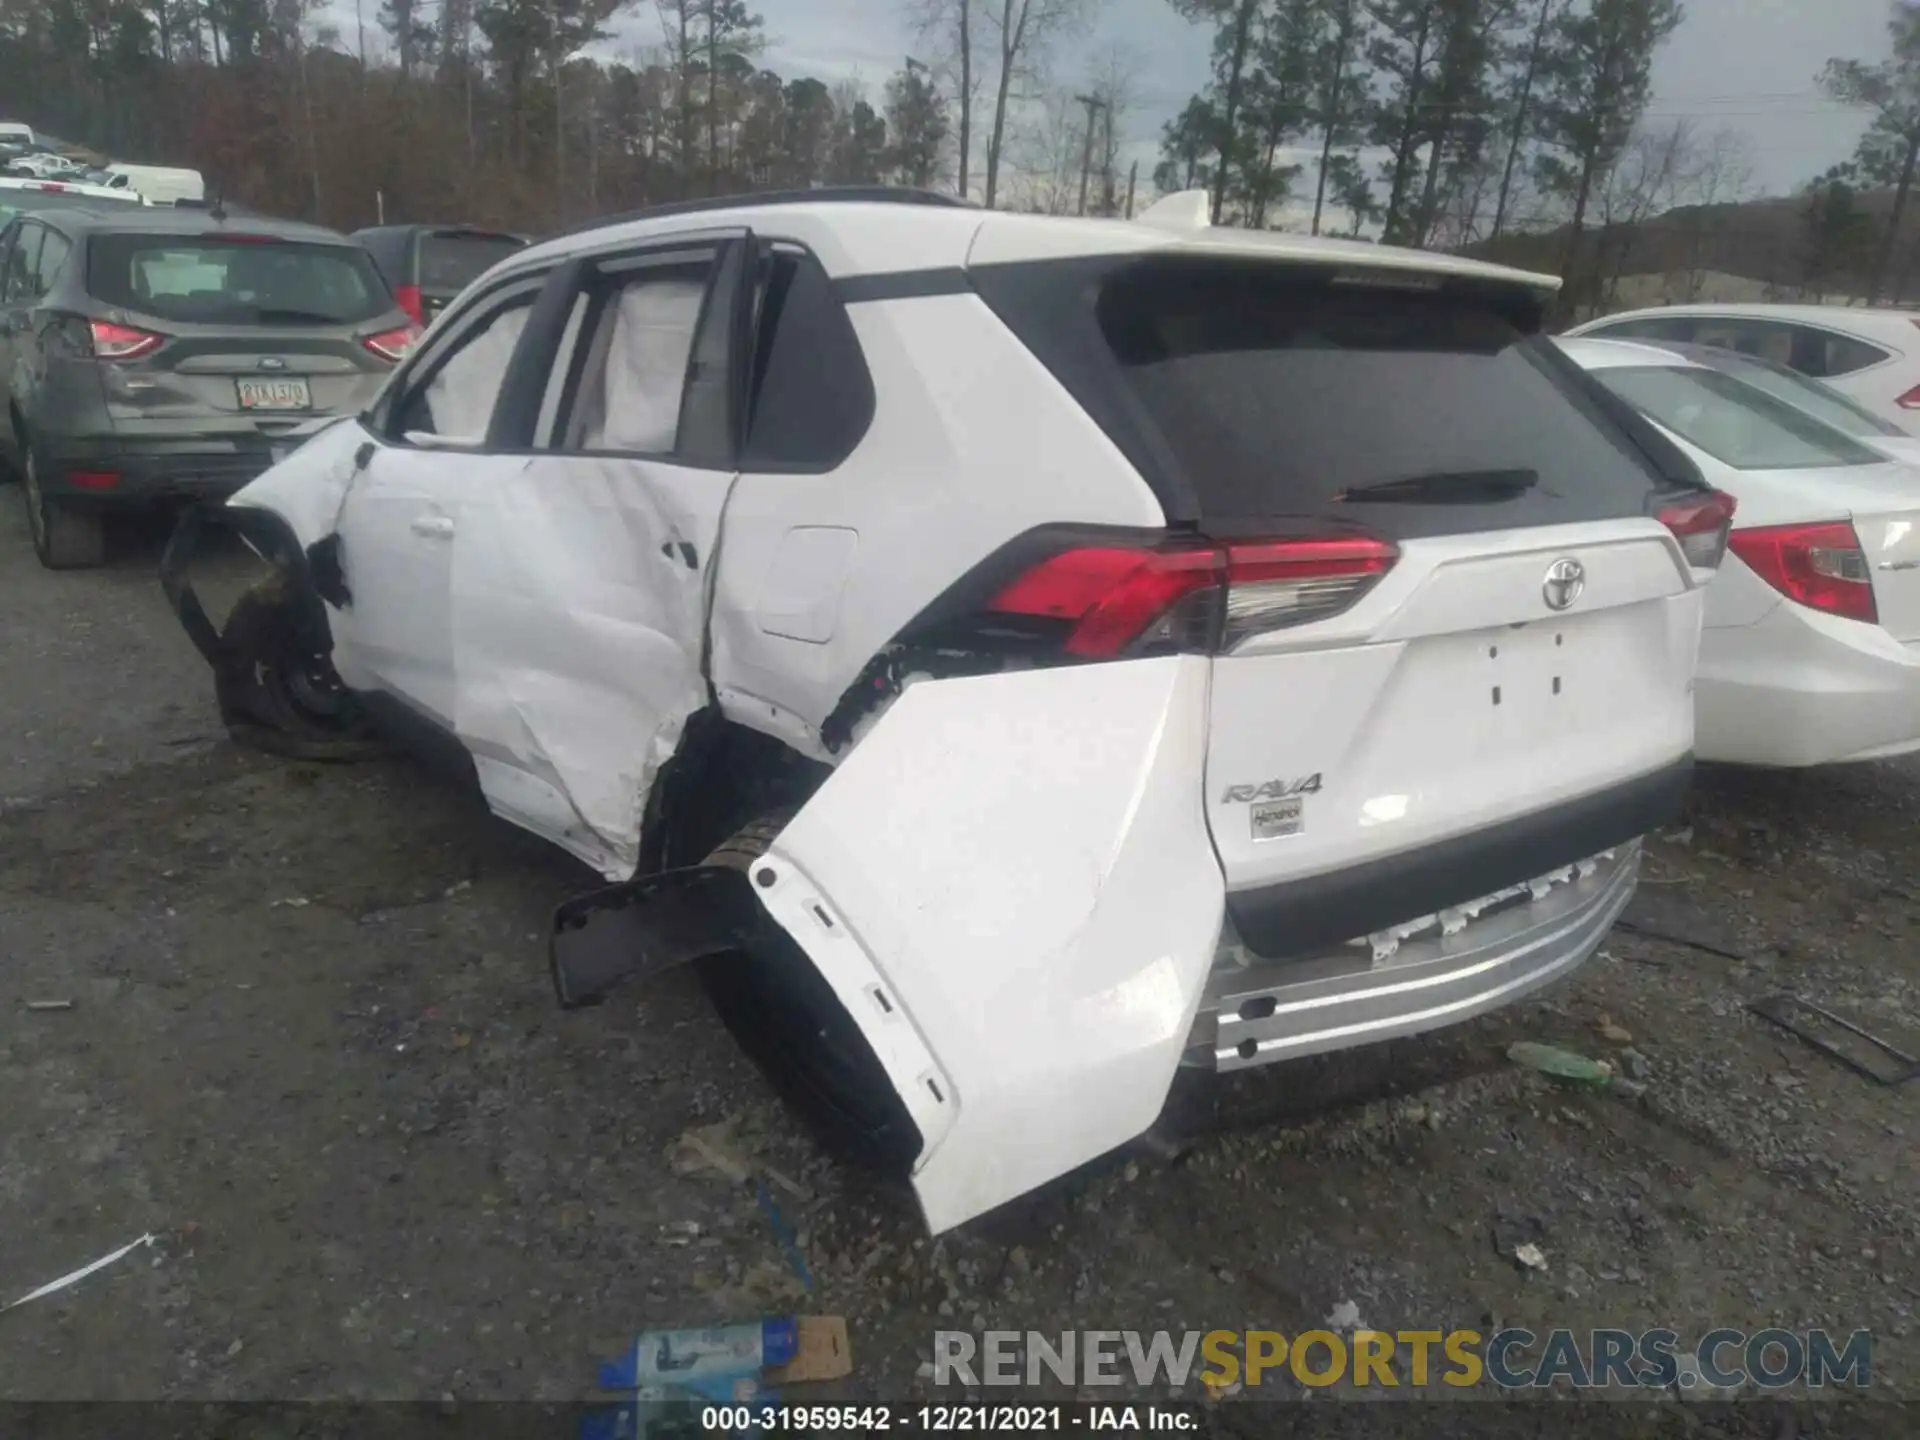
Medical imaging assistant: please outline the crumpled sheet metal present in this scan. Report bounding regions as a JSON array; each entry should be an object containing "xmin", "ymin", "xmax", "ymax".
[{"xmin": 451, "ymin": 452, "xmax": 707, "ymax": 878}]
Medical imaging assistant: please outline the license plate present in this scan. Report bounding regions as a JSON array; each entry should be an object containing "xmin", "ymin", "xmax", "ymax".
[{"xmin": 236, "ymin": 377, "xmax": 311, "ymax": 410}]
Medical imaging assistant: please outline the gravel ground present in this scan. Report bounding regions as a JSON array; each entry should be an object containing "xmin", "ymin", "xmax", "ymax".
[{"xmin": 1, "ymin": 495, "xmax": 1916, "ymax": 1415}]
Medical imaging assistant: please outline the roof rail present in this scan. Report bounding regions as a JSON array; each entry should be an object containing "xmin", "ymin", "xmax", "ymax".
[{"xmin": 548, "ymin": 186, "xmax": 976, "ymax": 241}]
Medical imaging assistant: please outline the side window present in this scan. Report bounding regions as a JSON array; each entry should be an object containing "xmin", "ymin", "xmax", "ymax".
[
  {"xmin": 1591, "ymin": 316, "xmax": 1695, "ymax": 343},
  {"xmin": 33, "ymin": 229, "xmax": 70, "ymax": 294},
  {"xmin": 555, "ymin": 252, "xmax": 717, "ymax": 456},
  {"xmin": 1690, "ymin": 317, "xmax": 1794, "ymax": 364},
  {"xmin": 741, "ymin": 246, "xmax": 876, "ymax": 469},
  {"xmin": 389, "ymin": 288, "xmax": 537, "ymax": 442},
  {"xmin": 1790, "ymin": 324, "xmax": 1888, "ymax": 378},
  {"xmin": 2, "ymin": 223, "xmax": 42, "ymax": 304}
]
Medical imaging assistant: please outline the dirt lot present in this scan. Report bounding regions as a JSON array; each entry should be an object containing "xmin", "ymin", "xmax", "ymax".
[{"xmin": 1, "ymin": 497, "xmax": 1917, "ymax": 1414}]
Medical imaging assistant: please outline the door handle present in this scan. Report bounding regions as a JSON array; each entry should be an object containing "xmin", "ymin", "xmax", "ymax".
[{"xmin": 410, "ymin": 515, "xmax": 455, "ymax": 539}]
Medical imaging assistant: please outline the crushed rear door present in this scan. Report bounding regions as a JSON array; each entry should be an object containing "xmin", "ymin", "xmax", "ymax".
[{"xmin": 752, "ymin": 655, "xmax": 1222, "ymax": 1234}]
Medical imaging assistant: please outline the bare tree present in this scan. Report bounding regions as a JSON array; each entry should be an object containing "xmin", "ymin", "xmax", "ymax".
[
  {"xmin": 981, "ymin": 0, "xmax": 1097, "ymax": 207},
  {"xmin": 909, "ymin": 0, "xmax": 983, "ymax": 197}
]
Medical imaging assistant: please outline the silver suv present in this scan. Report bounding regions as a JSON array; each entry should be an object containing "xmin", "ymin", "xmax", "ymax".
[{"xmin": 1, "ymin": 207, "xmax": 417, "ymax": 568}]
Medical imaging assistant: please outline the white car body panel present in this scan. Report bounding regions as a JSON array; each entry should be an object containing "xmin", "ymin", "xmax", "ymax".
[
  {"xmin": 447, "ymin": 451, "xmax": 723, "ymax": 877},
  {"xmin": 1204, "ymin": 519, "xmax": 1701, "ymax": 898},
  {"xmin": 755, "ymin": 656, "xmax": 1224, "ymax": 1234},
  {"xmin": 710, "ymin": 289, "xmax": 1166, "ymax": 754},
  {"xmin": 1563, "ymin": 336, "xmax": 1920, "ymax": 765}
]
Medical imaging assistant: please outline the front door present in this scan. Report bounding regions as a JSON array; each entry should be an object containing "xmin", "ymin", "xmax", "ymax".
[{"xmin": 329, "ymin": 276, "xmax": 542, "ymax": 731}]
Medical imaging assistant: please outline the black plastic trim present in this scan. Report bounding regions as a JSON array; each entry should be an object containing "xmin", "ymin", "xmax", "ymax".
[
  {"xmin": 1227, "ymin": 756, "xmax": 1694, "ymax": 961},
  {"xmin": 832, "ymin": 267, "xmax": 971, "ymax": 303},
  {"xmin": 487, "ymin": 255, "xmax": 591, "ymax": 449}
]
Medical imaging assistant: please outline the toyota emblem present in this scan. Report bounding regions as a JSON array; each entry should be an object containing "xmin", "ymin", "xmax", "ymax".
[
  {"xmin": 259, "ymin": 356, "xmax": 288, "ymax": 371},
  {"xmin": 1542, "ymin": 558, "xmax": 1585, "ymax": 611}
]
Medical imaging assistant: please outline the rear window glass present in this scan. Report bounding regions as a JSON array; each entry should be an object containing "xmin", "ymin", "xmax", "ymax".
[
  {"xmin": 1595, "ymin": 365, "xmax": 1884, "ymax": 470},
  {"xmin": 86, "ymin": 235, "xmax": 392, "ymax": 325},
  {"xmin": 420, "ymin": 233, "xmax": 524, "ymax": 291},
  {"xmin": 1096, "ymin": 266, "xmax": 1665, "ymax": 529},
  {"xmin": 1709, "ymin": 358, "xmax": 1908, "ymax": 439}
]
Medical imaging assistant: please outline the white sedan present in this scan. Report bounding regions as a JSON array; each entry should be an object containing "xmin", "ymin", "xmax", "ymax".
[{"xmin": 1562, "ymin": 336, "xmax": 1920, "ymax": 767}]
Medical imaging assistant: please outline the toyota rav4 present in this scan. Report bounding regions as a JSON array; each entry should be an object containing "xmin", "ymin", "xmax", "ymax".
[{"xmin": 162, "ymin": 187, "xmax": 1731, "ymax": 1234}]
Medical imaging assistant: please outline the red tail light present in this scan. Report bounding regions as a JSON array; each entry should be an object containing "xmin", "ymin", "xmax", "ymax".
[
  {"xmin": 1658, "ymin": 488, "xmax": 1737, "ymax": 570},
  {"xmin": 394, "ymin": 284, "xmax": 424, "ymax": 326},
  {"xmin": 88, "ymin": 319, "xmax": 165, "ymax": 361},
  {"xmin": 67, "ymin": 470, "xmax": 120, "ymax": 491},
  {"xmin": 988, "ymin": 535, "xmax": 1398, "ymax": 658},
  {"xmin": 1896, "ymin": 383, "xmax": 1920, "ymax": 411},
  {"xmin": 1728, "ymin": 521, "xmax": 1877, "ymax": 624},
  {"xmin": 362, "ymin": 323, "xmax": 422, "ymax": 363}
]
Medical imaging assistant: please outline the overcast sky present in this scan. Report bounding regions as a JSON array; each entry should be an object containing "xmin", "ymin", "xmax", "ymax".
[{"xmin": 591, "ymin": 0, "xmax": 1898, "ymax": 207}]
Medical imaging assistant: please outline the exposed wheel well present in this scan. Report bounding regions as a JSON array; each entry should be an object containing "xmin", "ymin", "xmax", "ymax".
[{"xmin": 639, "ymin": 711, "xmax": 832, "ymax": 875}]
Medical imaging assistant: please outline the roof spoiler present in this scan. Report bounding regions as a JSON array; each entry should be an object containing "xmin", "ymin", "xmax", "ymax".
[{"xmin": 1134, "ymin": 189, "xmax": 1212, "ymax": 232}]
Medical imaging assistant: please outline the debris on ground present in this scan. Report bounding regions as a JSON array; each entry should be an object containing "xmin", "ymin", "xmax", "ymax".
[
  {"xmin": 670, "ymin": 1117, "xmax": 814, "ymax": 1201},
  {"xmin": 24, "ymin": 999, "xmax": 74, "ymax": 1012},
  {"xmin": 1507, "ymin": 1041, "xmax": 1614, "ymax": 1086},
  {"xmin": 671, "ymin": 1121, "xmax": 754, "ymax": 1184},
  {"xmin": 3, "ymin": 1233, "xmax": 157, "ymax": 1312},
  {"xmin": 1596, "ymin": 1015, "xmax": 1634, "ymax": 1044},
  {"xmin": 1748, "ymin": 993, "xmax": 1920, "ymax": 1085},
  {"xmin": 594, "ymin": 1315, "xmax": 851, "ymax": 1429},
  {"xmin": 1325, "ymin": 1298, "xmax": 1366, "ymax": 1331},
  {"xmin": 1512, "ymin": 1242, "xmax": 1549, "ymax": 1273},
  {"xmin": 757, "ymin": 1179, "xmax": 813, "ymax": 1292}
]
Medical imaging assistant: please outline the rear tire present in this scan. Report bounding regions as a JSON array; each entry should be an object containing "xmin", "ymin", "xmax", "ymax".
[
  {"xmin": 23, "ymin": 441, "xmax": 105, "ymax": 570},
  {"xmin": 699, "ymin": 816, "xmax": 922, "ymax": 1178}
]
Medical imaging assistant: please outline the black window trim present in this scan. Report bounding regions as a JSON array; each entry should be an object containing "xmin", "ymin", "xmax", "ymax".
[
  {"xmin": 737, "ymin": 237, "xmax": 879, "ymax": 475},
  {"xmin": 368, "ymin": 267, "xmax": 553, "ymax": 446}
]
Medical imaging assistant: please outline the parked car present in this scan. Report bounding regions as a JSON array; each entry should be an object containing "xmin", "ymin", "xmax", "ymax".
[
  {"xmin": 351, "ymin": 224, "xmax": 528, "ymax": 326},
  {"xmin": 1561, "ymin": 335, "xmax": 1920, "ymax": 768},
  {"xmin": 101, "ymin": 163, "xmax": 206, "ymax": 207},
  {"xmin": 0, "ymin": 122, "xmax": 38, "ymax": 147},
  {"xmin": 162, "ymin": 188, "xmax": 1728, "ymax": 1234},
  {"xmin": 1, "ymin": 206, "xmax": 419, "ymax": 568},
  {"xmin": 1566, "ymin": 303, "xmax": 1920, "ymax": 430},
  {"xmin": 0, "ymin": 176, "xmax": 149, "ymax": 224},
  {"xmin": 1613, "ymin": 339, "xmax": 1920, "ymax": 466}
]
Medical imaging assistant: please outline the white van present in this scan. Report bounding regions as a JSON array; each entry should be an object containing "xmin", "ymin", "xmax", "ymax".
[
  {"xmin": 0, "ymin": 122, "xmax": 37, "ymax": 147},
  {"xmin": 102, "ymin": 163, "xmax": 205, "ymax": 206}
]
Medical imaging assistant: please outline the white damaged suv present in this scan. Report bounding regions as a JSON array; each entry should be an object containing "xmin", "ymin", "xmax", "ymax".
[{"xmin": 162, "ymin": 187, "xmax": 1732, "ymax": 1233}]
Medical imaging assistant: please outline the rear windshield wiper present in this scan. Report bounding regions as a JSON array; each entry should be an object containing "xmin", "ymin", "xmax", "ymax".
[{"xmin": 1333, "ymin": 468, "xmax": 1539, "ymax": 504}]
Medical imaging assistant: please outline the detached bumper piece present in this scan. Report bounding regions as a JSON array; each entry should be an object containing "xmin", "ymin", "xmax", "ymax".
[{"xmin": 1191, "ymin": 843, "xmax": 1640, "ymax": 1070}]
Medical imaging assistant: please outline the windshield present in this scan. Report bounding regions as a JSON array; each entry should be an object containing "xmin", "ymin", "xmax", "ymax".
[
  {"xmin": 86, "ymin": 235, "xmax": 393, "ymax": 325},
  {"xmin": 1595, "ymin": 364, "xmax": 1886, "ymax": 470},
  {"xmin": 1710, "ymin": 356, "xmax": 1910, "ymax": 440}
]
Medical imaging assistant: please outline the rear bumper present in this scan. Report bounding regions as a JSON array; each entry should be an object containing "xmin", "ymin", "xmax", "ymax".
[
  {"xmin": 1190, "ymin": 842, "xmax": 1639, "ymax": 1069},
  {"xmin": 1223, "ymin": 756, "xmax": 1691, "ymax": 958},
  {"xmin": 1696, "ymin": 601, "xmax": 1920, "ymax": 766},
  {"xmin": 37, "ymin": 433, "xmax": 302, "ymax": 503}
]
